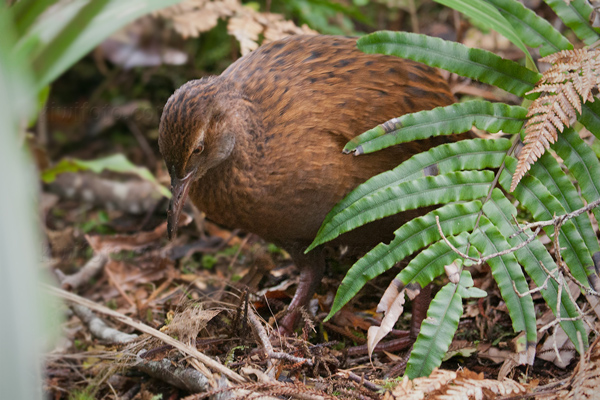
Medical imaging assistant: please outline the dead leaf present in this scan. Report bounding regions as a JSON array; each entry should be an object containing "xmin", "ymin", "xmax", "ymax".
[
  {"xmin": 86, "ymin": 214, "xmax": 191, "ymax": 253},
  {"xmin": 164, "ymin": 305, "xmax": 221, "ymax": 346},
  {"xmin": 444, "ymin": 259, "xmax": 461, "ymax": 284},
  {"xmin": 368, "ymin": 279, "xmax": 407, "ymax": 359}
]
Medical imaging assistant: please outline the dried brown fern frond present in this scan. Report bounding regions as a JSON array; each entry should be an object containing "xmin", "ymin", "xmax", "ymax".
[
  {"xmin": 510, "ymin": 48, "xmax": 600, "ymax": 192},
  {"xmin": 154, "ymin": 0, "xmax": 239, "ymax": 38},
  {"xmin": 385, "ymin": 368, "xmax": 527, "ymax": 399},
  {"xmin": 228, "ymin": 11, "xmax": 316, "ymax": 55},
  {"xmin": 155, "ymin": 0, "xmax": 316, "ymax": 56},
  {"xmin": 536, "ymin": 334, "xmax": 600, "ymax": 399}
]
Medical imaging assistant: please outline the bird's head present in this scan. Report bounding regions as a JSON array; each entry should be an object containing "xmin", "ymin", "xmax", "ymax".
[{"xmin": 159, "ymin": 77, "xmax": 240, "ymax": 240}]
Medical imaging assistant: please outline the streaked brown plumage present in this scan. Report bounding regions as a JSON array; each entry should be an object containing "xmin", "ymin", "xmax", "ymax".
[{"xmin": 159, "ymin": 35, "xmax": 459, "ymax": 333}]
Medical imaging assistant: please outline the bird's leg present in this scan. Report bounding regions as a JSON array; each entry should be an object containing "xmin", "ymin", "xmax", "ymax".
[
  {"xmin": 410, "ymin": 283, "xmax": 432, "ymax": 339},
  {"xmin": 277, "ymin": 246, "xmax": 326, "ymax": 334}
]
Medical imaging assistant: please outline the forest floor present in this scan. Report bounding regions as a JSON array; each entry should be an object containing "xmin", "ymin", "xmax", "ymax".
[{"xmin": 41, "ymin": 167, "xmax": 592, "ymax": 399}]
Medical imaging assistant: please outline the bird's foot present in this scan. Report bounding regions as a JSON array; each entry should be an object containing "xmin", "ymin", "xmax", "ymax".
[{"xmin": 275, "ymin": 310, "xmax": 300, "ymax": 336}]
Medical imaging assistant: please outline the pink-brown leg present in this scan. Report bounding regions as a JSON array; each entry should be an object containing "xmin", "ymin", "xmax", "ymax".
[
  {"xmin": 410, "ymin": 284, "xmax": 432, "ymax": 339},
  {"xmin": 277, "ymin": 247, "xmax": 326, "ymax": 334}
]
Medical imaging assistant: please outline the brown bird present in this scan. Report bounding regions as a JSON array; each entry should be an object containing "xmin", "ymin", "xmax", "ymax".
[{"xmin": 159, "ymin": 35, "xmax": 458, "ymax": 334}]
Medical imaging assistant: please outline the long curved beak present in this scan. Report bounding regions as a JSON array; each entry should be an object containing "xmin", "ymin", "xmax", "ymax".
[{"xmin": 167, "ymin": 170, "xmax": 194, "ymax": 240}]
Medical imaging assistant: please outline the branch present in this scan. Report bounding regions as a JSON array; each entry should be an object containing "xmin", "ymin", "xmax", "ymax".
[
  {"xmin": 55, "ymin": 252, "xmax": 108, "ymax": 290},
  {"xmin": 435, "ymin": 216, "xmax": 541, "ymax": 264},
  {"xmin": 135, "ymin": 351, "xmax": 210, "ymax": 393},
  {"xmin": 509, "ymin": 197, "xmax": 600, "ymax": 239},
  {"xmin": 71, "ymin": 304, "xmax": 137, "ymax": 343}
]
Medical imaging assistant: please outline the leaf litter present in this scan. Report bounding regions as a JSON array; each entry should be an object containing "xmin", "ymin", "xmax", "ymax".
[{"xmin": 45, "ymin": 170, "xmax": 595, "ymax": 399}]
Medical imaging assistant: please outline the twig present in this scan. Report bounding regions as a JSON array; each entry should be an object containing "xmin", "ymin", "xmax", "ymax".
[
  {"xmin": 71, "ymin": 304, "xmax": 137, "ymax": 343},
  {"xmin": 555, "ymin": 254, "xmax": 600, "ymax": 297},
  {"xmin": 45, "ymin": 285, "xmax": 246, "ymax": 384},
  {"xmin": 407, "ymin": 0, "xmax": 419, "ymax": 33},
  {"xmin": 135, "ymin": 351, "xmax": 210, "ymax": 393},
  {"xmin": 512, "ymin": 271, "xmax": 552, "ymax": 298},
  {"xmin": 247, "ymin": 307, "xmax": 314, "ymax": 368},
  {"xmin": 106, "ymin": 381, "xmax": 119, "ymax": 400},
  {"xmin": 104, "ymin": 265, "xmax": 136, "ymax": 309},
  {"xmin": 247, "ymin": 307, "xmax": 276, "ymax": 377},
  {"xmin": 228, "ymin": 234, "xmax": 250, "ymax": 269},
  {"xmin": 141, "ymin": 272, "xmax": 175, "ymax": 311},
  {"xmin": 267, "ymin": 351, "xmax": 313, "ymax": 366},
  {"xmin": 56, "ymin": 252, "xmax": 108, "ymax": 290},
  {"xmin": 509, "ymin": 197, "xmax": 600, "ymax": 238},
  {"xmin": 54, "ymin": 254, "xmax": 137, "ymax": 344},
  {"xmin": 337, "ymin": 370, "xmax": 382, "ymax": 392},
  {"xmin": 346, "ymin": 336, "xmax": 412, "ymax": 357},
  {"xmin": 435, "ymin": 216, "xmax": 541, "ymax": 264},
  {"xmin": 553, "ymin": 270, "xmax": 563, "ymax": 364},
  {"xmin": 126, "ymin": 119, "xmax": 156, "ymax": 167},
  {"xmin": 470, "ymin": 133, "xmax": 521, "ymax": 255}
]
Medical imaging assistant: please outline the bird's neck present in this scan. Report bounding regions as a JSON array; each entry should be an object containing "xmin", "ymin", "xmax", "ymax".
[
  {"xmin": 225, "ymin": 96, "xmax": 266, "ymax": 171},
  {"xmin": 191, "ymin": 97, "xmax": 266, "ymax": 228}
]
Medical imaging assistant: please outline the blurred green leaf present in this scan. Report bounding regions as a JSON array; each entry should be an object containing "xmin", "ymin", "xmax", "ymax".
[
  {"xmin": 80, "ymin": 211, "xmax": 112, "ymax": 234},
  {"xmin": 10, "ymin": 0, "xmax": 57, "ymax": 35},
  {"xmin": 484, "ymin": 0, "xmax": 572, "ymax": 57},
  {"xmin": 31, "ymin": 0, "xmax": 111, "ymax": 88},
  {"xmin": 0, "ymin": 5, "xmax": 60, "ymax": 400},
  {"xmin": 42, "ymin": 154, "xmax": 171, "ymax": 198},
  {"xmin": 434, "ymin": 0, "xmax": 535, "ymax": 68},
  {"xmin": 281, "ymin": 0, "xmax": 370, "ymax": 34},
  {"xmin": 202, "ymin": 254, "xmax": 218, "ymax": 269},
  {"xmin": 18, "ymin": 0, "xmax": 184, "ymax": 90},
  {"xmin": 544, "ymin": 0, "xmax": 600, "ymax": 46}
]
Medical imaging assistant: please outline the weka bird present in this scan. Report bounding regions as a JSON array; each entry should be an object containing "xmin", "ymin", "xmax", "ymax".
[{"xmin": 159, "ymin": 35, "xmax": 458, "ymax": 334}]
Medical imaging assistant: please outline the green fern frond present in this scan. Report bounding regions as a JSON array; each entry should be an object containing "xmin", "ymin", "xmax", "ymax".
[
  {"xmin": 325, "ymin": 202, "xmax": 482, "ymax": 320},
  {"xmin": 470, "ymin": 217, "xmax": 537, "ymax": 354},
  {"xmin": 344, "ymin": 102, "xmax": 524, "ymax": 155},
  {"xmin": 485, "ymin": 0, "xmax": 572, "ymax": 56},
  {"xmin": 482, "ymin": 190, "xmax": 588, "ymax": 350},
  {"xmin": 406, "ymin": 271, "xmax": 484, "ymax": 378},
  {"xmin": 310, "ymin": 171, "xmax": 493, "ymax": 252},
  {"xmin": 357, "ymin": 31, "xmax": 541, "ymax": 96},
  {"xmin": 544, "ymin": 0, "xmax": 600, "ymax": 46},
  {"xmin": 320, "ymin": 139, "xmax": 508, "ymax": 235},
  {"xmin": 316, "ymin": 0, "xmax": 600, "ymax": 376},
  {"xmin": 502, "ymin": 157, "xmax": 593, "ymax": 286},
  {"xmin": 530, "ymin": 153, "xmax": 600, "ymax": 268}
]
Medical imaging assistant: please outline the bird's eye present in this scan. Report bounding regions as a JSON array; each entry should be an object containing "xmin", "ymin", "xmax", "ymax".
[{"xmin": 192, "ymin": 145, "xmax": 204, "ymax": 155}]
